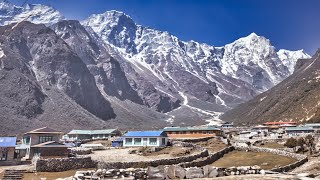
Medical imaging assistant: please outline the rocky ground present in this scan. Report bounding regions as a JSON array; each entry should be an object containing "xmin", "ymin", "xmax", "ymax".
[{"xmin": 86, "ymin": 147, "xmax": 200, "ymax": 162}]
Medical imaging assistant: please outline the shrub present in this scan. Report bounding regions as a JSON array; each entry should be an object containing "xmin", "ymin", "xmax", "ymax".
[{"xmin": 284, "ymin": 137, "xmax": 297, "ymax": 148}]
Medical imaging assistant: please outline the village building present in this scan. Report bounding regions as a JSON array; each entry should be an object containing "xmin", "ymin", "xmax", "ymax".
[
  {"xmin": 221, "ymin": 122, "xmax": 234, "ymax": 128},
  {"xmin": 305, "ymin": 123, "xmax": 320, "ymax": 130},
  {"xmin": 0, "ymin": 137, "xmax": 17, "ymax": 165},
  {"xmin": 285, "ymin": 126, "xmax": 314, "ymax": 136},
  {"xmin": 66, "ymin": 129, "xmax": 121, "ymax": 141},
  {"xmin": 263, "ymin": 122, "xmax": 297, "ymax": 129},
  {"xmin": 238, "ymin": 131, "xmax": 253, "ymax": 139},
  {"xmin": 16, "ymin": 127, "xmax": 68, "ymax": 159},
  {"xmin": 123, "ymin": 131, "xmax": 168, "ymax": 147},
  {"xmin": 251, "ymin": 125, "xmax": 269, "ymax": 133},
  {"xmin": 163, "ymin": 126, "xmax": 222, "ymax": 139}
]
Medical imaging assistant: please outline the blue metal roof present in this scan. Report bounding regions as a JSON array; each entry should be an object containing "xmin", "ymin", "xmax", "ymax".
[
  {"xmin": 0, "ymin": 137, "xmax": 16, "ymax": 147},
  {"xmin": 123, "ymin": 131, "xmax": 167, "ymax": 137}
]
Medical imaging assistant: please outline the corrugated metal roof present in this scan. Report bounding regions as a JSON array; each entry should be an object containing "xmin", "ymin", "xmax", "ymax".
[
  {"xmin": 123, "ymin": 131, "xmax": 167, "ymax": 137},
  {"xmin": 0, "ymin": 137, "xmax": 16, "ymax": 147},
  {"xmin": 305, "ymin": 123, "xmax": 320, "ymax": 127},
  {"xmin": 25, "ymin": 127, "xmax": 63, "ymax": 134},
  {"xmin": 31, "ymin": 141, "xmax": 68, "ymax": 148},
  {"xmin": 67, "ymin": 129, "xmax": 117, "ymax": 135},
  {"xmin": 263, "ymin": 122, "xmax": 296, "ymax": 125},
  {"xmin": 285, "ymin": 126, "xmax": 314, "ymax": 131},
  {"xmin": 163, "ymin": 126, "xmax": 221, "ymax": 132}
]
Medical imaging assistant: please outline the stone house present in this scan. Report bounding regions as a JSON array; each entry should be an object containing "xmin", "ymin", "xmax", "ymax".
[
  {"xmin": 16, "ymin": 127, "xmax": 68, "ymax": 159},
  {"xmin": 285, "ymin": 126, "xmax": 314, "ymax": 136},
  {"xmin": 66, "ymin": 129, "xmax": 121, "ymax": 141},
  {"xmin": 163, "ymin": 126, "xmax": 222, "ymax": 139},
  {"xmin": 123, "ymin": 131, "xmax": 168, "ymax": 147},
  {"xmin": 0, "ymin": 137, "xmax": 17, "ymax": 165}
]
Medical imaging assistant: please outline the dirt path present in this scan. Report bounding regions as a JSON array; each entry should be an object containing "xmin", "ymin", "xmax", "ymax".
[{"xmin": 291, "ymin": 156, "xmax": 320, "ymax": 174}]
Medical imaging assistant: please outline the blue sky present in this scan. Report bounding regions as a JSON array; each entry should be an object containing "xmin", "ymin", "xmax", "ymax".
[{"xmin": 11, "ymin": 0, "xmax": 320, "ymax": 54}]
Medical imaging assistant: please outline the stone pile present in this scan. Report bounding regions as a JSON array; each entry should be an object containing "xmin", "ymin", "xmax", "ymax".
[
  {"xmin": 69, "ymin": 165, "xmax": 264, "ymax": 179},
  {"xmin": 74, "ymin": 168, "xmax": 146, "ymax": 179},
  {"xmin": 69, "ymin": 147, "xmax": 93, "ymax": 155},
  {"xmin": 35, "ymin": 157, "xmax": 96, "ymax": 172}
]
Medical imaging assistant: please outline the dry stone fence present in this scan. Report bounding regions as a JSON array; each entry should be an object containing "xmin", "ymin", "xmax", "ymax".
[
  {"xmin": 35, "ymin": 138, "xmax": 309, "ymax": 178},
  {"xmin": 235, "ymin": 145, "xmax": 308, "ymax": 172}
]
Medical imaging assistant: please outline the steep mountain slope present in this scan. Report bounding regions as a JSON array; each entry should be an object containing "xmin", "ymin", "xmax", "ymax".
[
  {"xmin": 0, "ymin": 2, "xmax": 313, "ymax": 131},
  {"xmin": 82, "ymin": 11, "xmax": 310, "ymax": 113},
  {"xmin": 0, "ymin": 22, "xmax": 170, "ymax": 135},
  {"xmin": 221, "ymin": 50, "xmax": 320, "ymax": 125},
  {"xmin": 51, "ymin": 20, "xmax": 180, "ymax": 113}
]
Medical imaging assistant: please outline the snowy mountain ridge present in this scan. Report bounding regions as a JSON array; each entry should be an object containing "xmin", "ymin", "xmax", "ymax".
[
  {"xmin": 0, "ymin": 0, "xmax": 64, "ymax": 25},
  {"xmin": 0, "ymin": 3, "xmax": 312, "ymax": 127},
  {"xmin": 81, "ymin": 10, "xmax": 310, "ymax": 107}
]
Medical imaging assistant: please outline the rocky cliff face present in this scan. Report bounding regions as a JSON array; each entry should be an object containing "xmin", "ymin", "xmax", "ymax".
[
  {"xmin": 0, "ymin": 22, "xmax": 171, "ymax": 134},
  {"xmin": 82, "ymin": 10, "xmax": 310, "ymax": 116},
  {"xmin": 51, "ymin": 20, "xmax": 180, "ymax": 113},
  {"xmin": 0, "ymin": 2, "xmax": 313, "ymax": 132},
  {"xmin": 221, "ymin": 50, "xmax": 320, "ymax": 125}
]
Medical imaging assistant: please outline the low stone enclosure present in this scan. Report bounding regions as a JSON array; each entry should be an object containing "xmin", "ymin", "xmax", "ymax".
[
  {"xmin": 235, "ymin": 145, "xmax": 308, "ymax": 172},
  {"xmin": 73, "ymin": 164, "xmax": 266, "ymax": 179},
  {"xmin": 35, "ymin": 139, "xmax": 308, "ymax": 175}
]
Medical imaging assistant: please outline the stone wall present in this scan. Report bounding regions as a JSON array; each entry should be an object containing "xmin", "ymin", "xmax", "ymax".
[
  {"xmin": 97, "ymin": 149, "xmax": 209, "ymax": 169},
  {"xmin": 178, "ymin": 146, "xmax": 235, "ymax": 168},
  {"xmin": 69, "ymin": 147, "xmax": 93, "ymax": 155},
  {"xmin": 72, "ymin": 165, "xmax": 264, "ymax": 179},
  {"xmin": 235, "ymin": 145, "xmax": 308, "ymax": 172},
  {"xmin": 35, "ymin": 157, "xmax": 97, "ymax": 172},
  {"xmin": 175, "ymin": 136, "xmax": 217, "ymax": 143}
]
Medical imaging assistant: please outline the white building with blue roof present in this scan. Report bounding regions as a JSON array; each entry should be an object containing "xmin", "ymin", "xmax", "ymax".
[{"xmin": 123, "ymin": 131, "xmax": 168, "ymax": 147}]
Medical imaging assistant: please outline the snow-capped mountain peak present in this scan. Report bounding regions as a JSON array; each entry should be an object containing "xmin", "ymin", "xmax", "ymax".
[
  {"xmin": 82, "ymin": 10, "xmax": 137, "ymax": 53},
  {"xmin": 0, "ymin": 1, "xmax": 64, "ymax": 26}
]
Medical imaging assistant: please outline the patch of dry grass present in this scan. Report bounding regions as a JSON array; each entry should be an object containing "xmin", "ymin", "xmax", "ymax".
[
  {"xmin": 141, "ymin": 146, "xmax": 195, "ymax": 157},
  {"xmin": 211, "ymin": 150, "xmax": 296, "ymax": 170},
  {"xmin": 256, "ymin": 142, "xmax": 285, "ymax": 149},
  {"xmin": 195, "ymin": 138, "xmax": 227, "ymax": 153}
]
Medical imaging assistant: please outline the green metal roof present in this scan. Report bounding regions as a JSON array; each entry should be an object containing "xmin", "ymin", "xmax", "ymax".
[
  {"xmin": 67, "ymin": 129, "xmax": 118, "ymax": 135},
  {"xmin": 163, "ymin": 126, "xmax": 221, "ymax": 132},
  {"xmin": 285, "ymin": 126, "xmax": 314, "ymax": 131}
]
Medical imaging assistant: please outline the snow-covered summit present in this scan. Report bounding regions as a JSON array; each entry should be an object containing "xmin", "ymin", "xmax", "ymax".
[
  {"xmin": 277, "ymin": 49, "xmax": 311, "ymax": 73},
  {"xmin": 0, "ymin": 0, "xmax": 64, "ymax": 26},
  {"xmin": 82, "ymin": 10, "xmax": 311, "ymax": 108}
]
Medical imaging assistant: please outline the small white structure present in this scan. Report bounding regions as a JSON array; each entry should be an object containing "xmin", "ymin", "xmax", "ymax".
[
  {"xmin": 80, "ymin": 143, "xmax": 105, "ymax": 150},
  {"xmin": 239, "ymin": 131, "xmax": 253, "ymax": 139},
  {"xmin": 123, "ymin": 131, "xmax": 168, "ymax": 147}
]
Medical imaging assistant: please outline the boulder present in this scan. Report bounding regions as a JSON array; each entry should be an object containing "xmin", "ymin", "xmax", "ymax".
[
  {"xmin": 175, "ymin": 165, "xmax": 186, "ymax": 179},
  {"xmin": 186, "ymin": 167, "xmax": 204, "ymax": 179},
  {"xmin": 165, "ymin": 165, "xmax": 175, "ymax": 179},
  {"xmin": 208, "ymin": 168, "xmax": 218, "ymax": 178},
  {"xmin": 202, "ymin": 165, "xmax": 213, "ymax": 177},
  {"xmin": 147, "ymin": 166, "xmax": 165, "ymax": 179}
]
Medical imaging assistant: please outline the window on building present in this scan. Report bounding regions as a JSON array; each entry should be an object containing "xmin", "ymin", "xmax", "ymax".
[
  {"xmin": 149, "ymin": 138, "xmax": 157, "ymax": 145},
  {"xmin": 39, "ymin": 136, "xmax": 53, "ymax": 143},
  {"xmin": 162, "ymin": 138, "xmax": 166, "ymax": 145},
  {"xmin": 134, "ymin": 138, "xmax": 142, "ymax": 145},
  {"xmin": 125, "ymin": 138, "xmax": 133, "ymax": 145},
  {"xmin": 24, "ymin": 136, "xmax": 30, "ymax": 144}
]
